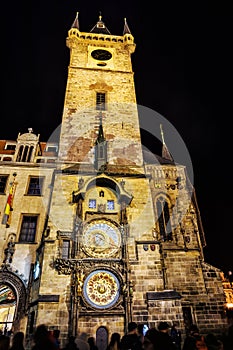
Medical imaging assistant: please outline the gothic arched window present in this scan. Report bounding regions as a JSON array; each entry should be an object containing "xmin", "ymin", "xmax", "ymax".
[
  {"xmin": 16, "ymin": 145, "xmax": 24, "ymax": 162},
  {"xmin": 99, "ymin": 145, "xmax": 104, "ymax": 158},
  {"xmin": 22, "ymin": 146, "xmax": 29, "ymax": 162},
  {"xmin": 28, "ymin": 146, "xmax": 34, "ymax": 162},
  {"xmin": 156, "ymin": 196, "xmax": 173, "ymax": 241}
]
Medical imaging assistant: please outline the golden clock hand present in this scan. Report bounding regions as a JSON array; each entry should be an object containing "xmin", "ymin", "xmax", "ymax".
[{"xmin": 108, "ymin": 238, "xmax": 119, "ymax": 248}]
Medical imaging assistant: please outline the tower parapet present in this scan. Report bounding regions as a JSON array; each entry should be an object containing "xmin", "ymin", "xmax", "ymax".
[{"xmin": 67, "ymin": 17, "xmax": 135, "ymax": 53}]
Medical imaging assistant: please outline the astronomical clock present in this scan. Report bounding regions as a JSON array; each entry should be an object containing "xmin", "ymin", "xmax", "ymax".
[
  {"xmin": 53, "ymin": 173, "xmax": 133, "ymax": 326},
  {"xmin": 83, "ymin": 269, "xmax": 120, "ymax": 309},
  {"xmin": 78, "ymin": 217, "xmax": 124, "ymax": 311},
  {"xmin": 82, "ymin": 220, "xmax": 121, "ymax": 258}
]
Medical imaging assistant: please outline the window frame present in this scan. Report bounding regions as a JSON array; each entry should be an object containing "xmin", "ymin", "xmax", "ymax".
[
  {"xmin": 107, "ymin": 200, "xmax": 115, "ymax": 210},
  {"xmin": 61, "ymin": 240, "xmax": 70, "ymax": 259},
  {"xmin": 96, "ymin": 92, "xmax": 106, "ymax": 111},
  {"xmin": 156, "ymin": 196, "xmax": 173, "ymax": 241},
  {"xmin": 4, "ymin": 143, "xmax": 16, "ymax": 150},
  {"xmin": 0, "ymin": 175, "xmax": 9, "ymax": 194},
  {"xmin": 89, "ymin": 199, "xmax": 97, "ymax": 209},
  {"xmin": 26, "ymin": 176, "xmax": 44, "ymax": 196},
  {"xmin": 18, "ymin": 215, "xmax": 38, "ymax": 243}
]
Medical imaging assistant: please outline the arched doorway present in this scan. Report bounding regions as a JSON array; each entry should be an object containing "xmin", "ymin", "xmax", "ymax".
[
  {"xmin": 0, "ymin": 284, "xmax": 16, "ymax": 334},
  {"xmin": 96, "ymin": 326, "xmax": 108, "ymax": 350},
  {"xmin": 0, "ymin": 269, "xmax": 27, "ymax": 333}
]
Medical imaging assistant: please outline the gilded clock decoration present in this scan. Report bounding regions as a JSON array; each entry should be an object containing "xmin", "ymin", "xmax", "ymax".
[
  {"xmin": 83, "ymin": 270, "xmax": 120, "ymax": 309},
  {"xmin": 82, "ymin": 220, "xmax": 121, "ymax": 257}
]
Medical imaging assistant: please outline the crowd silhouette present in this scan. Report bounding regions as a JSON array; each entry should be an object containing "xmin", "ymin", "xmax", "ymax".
[
  {"xmin": 0, "ymin": 320, "xmax": 233, "ymax": 350},
  {"xmin": 106, "ymin": 332, "xmax": 121, "ymax": 350},
  {"xmin": 9, "ymin": 331, "xmax": 25, "ymax": 350}
]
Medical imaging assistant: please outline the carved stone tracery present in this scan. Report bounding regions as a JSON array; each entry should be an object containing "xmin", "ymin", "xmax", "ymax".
[{"xmin": 0, "ymin": 268, "xmax": 27, "ymax": 320}]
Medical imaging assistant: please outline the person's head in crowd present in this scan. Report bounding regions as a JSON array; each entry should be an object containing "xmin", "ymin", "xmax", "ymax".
[
  {"xmin": 158, "ymin": 322, "xmax": 170, "ymax": 333},
  {"xmin": 128, "ymin": 322, "xmax": 138, "ymax": 334}
]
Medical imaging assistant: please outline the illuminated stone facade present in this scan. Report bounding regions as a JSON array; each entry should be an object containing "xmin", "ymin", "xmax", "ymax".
[{"xmin": 0, "ymin": 13, "xmax": 228, "ymax": 349}]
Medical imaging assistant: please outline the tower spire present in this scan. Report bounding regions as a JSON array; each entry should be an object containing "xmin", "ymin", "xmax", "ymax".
[
  {"xmin": 95, "ymin": 110, "xmax": 105, "ymax": 144},
  {"xmin": 94, "ymin": 110, "xmax": 107, "ymax": 171},
  {"xmin": 160, "ymin": 124, "xmax": 174, "ymax": 162},
  {"xmin": 123, "ymin": 18, "xmax": 132, "ymax": 35},
  {"xmin": 71, "ymin": 11, "xmax": 80, "ymax": 30}
]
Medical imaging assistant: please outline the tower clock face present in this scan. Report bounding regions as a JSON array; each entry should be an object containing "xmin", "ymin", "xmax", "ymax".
[
  {"xmin": 83, "ymin": 270, "xmax": 120, "ymax": 309},
  {"xmin": 91, "ymin": 49, "xmax": 112, "ymax": 61},
  {"xmin": 82, "ymin": 220, "xmax": 121, "ymax": 258}
]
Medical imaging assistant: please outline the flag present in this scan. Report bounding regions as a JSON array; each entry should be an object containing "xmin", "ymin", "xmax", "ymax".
[{"xmin": 2, "ymin": 179, "xmax": 16, "ymax": 228}]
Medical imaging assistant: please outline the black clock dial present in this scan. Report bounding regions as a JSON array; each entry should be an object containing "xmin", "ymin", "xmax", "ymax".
[{"xmin": 91, "ymin": 49, "xmax": 112, "ymax": 61}]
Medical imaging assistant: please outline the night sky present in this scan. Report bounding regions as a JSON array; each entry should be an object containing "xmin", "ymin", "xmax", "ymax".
[{"xmin": 1, "ymin": 1, "xmax": 233, "ymax": 274}]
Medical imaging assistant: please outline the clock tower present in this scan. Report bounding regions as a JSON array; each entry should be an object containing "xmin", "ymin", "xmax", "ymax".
[
  {"xmin": 37, "ymin": 13, "xmax": 152, "ymax": 342},
  {"xmin": 58, "ymin": 13, "xmax": 143, "ymax": 167},
  {"xmin": 28, "ymin": 12, "xmax": 228, "ymax": 349}
]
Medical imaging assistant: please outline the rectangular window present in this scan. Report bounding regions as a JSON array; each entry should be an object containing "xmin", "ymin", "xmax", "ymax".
[
  {"xmin": 27, "ymin": 176, "xmax": 44, "ymax": 196},
  {"xmin": 19, "ymin": 215, "xmax": 38, "ymax": 243},
  {"xmin": 46, "ymin": 146, "xmax": 58, "ymax": 153},
  {"xmin": 89, "ymin": 199, "xmax": 96, "ymax": 209},
  {"xmin": 96, "ymin": 92, "xmax": 106, "ymax": 110},
  {"xmin": 0, "ymin": 175, "xmax": 8, "ymax": 194},
  {"xmin": 182, "ymin": 307, "xmax": 193, "ymax": 333},
  {"xmin": 62, "ymin": 240, "xmax": 70, "ymax": 259},
  {"xmin": 5, "ymin": 144, "xmax": 16, "ymax": 150},
  {"xmin": 107, "ymin": 200, "xmax": 115, "ymax": 210}
]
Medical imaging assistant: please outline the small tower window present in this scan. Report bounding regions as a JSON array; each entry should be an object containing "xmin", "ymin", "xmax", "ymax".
[
  {"xmin": 16, "ymin": 145, "xmax": 24, "ymax": 162},
  {"xmin": 22, "ymin": 146, "xmax": 29, "ymax": 162},
  {"xmin": 96, "ymin": 93, "xmax": 106, "ymax": 110},
  {"xmin": 28, "ymin": 146, "xmax": 34, "ymax": 162},
  {"xmin": 62, "ymin": 240, "xmax": 70, "ymax": 259},
  {"xmin": 89, "ymin": 199, "xmax": 96, "ymax": 209},
  {"xmin": 156, "ymin": 196, "xmax": 173, "ymax": 241},
  {"xmin": 107, "ymin": 200, "xmax": 114, "ymax": 210},
  {"xmin": 99, "ymin": 145, "xmax": 104, "ymax": 158}
]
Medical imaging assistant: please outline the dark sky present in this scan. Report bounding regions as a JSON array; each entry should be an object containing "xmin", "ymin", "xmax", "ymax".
[{"xmin": 1, "ymin": 1, "xmax": 233, "ymax": 274}]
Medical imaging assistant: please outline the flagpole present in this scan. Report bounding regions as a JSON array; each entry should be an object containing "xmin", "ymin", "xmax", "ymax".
[{"xmin": 2, "ymin": 172, "xmax": 17, "ymax": 229}]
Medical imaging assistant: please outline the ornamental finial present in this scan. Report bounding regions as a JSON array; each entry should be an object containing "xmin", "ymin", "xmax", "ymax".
[{"xmin": 160, "ymin": 124, "xmax": 165, "ymax": 144}]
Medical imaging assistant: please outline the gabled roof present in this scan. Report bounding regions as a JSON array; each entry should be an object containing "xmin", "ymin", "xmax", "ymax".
[
  {"xmin": 90, "ymin": 14, "xmax": 111, "ymax": 34},
  {"xmin": 143, "ymin": 149, "xmax": 175, "ymax": 165}
]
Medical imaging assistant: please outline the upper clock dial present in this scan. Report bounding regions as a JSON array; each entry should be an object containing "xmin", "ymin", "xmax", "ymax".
[
  {"xmin": 82, "ymin": 220, "xmax": 121, "ymax": 258},
  {"xmin": 91, "ymin": 49, "xmax": 112, "ymax": 61}
]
